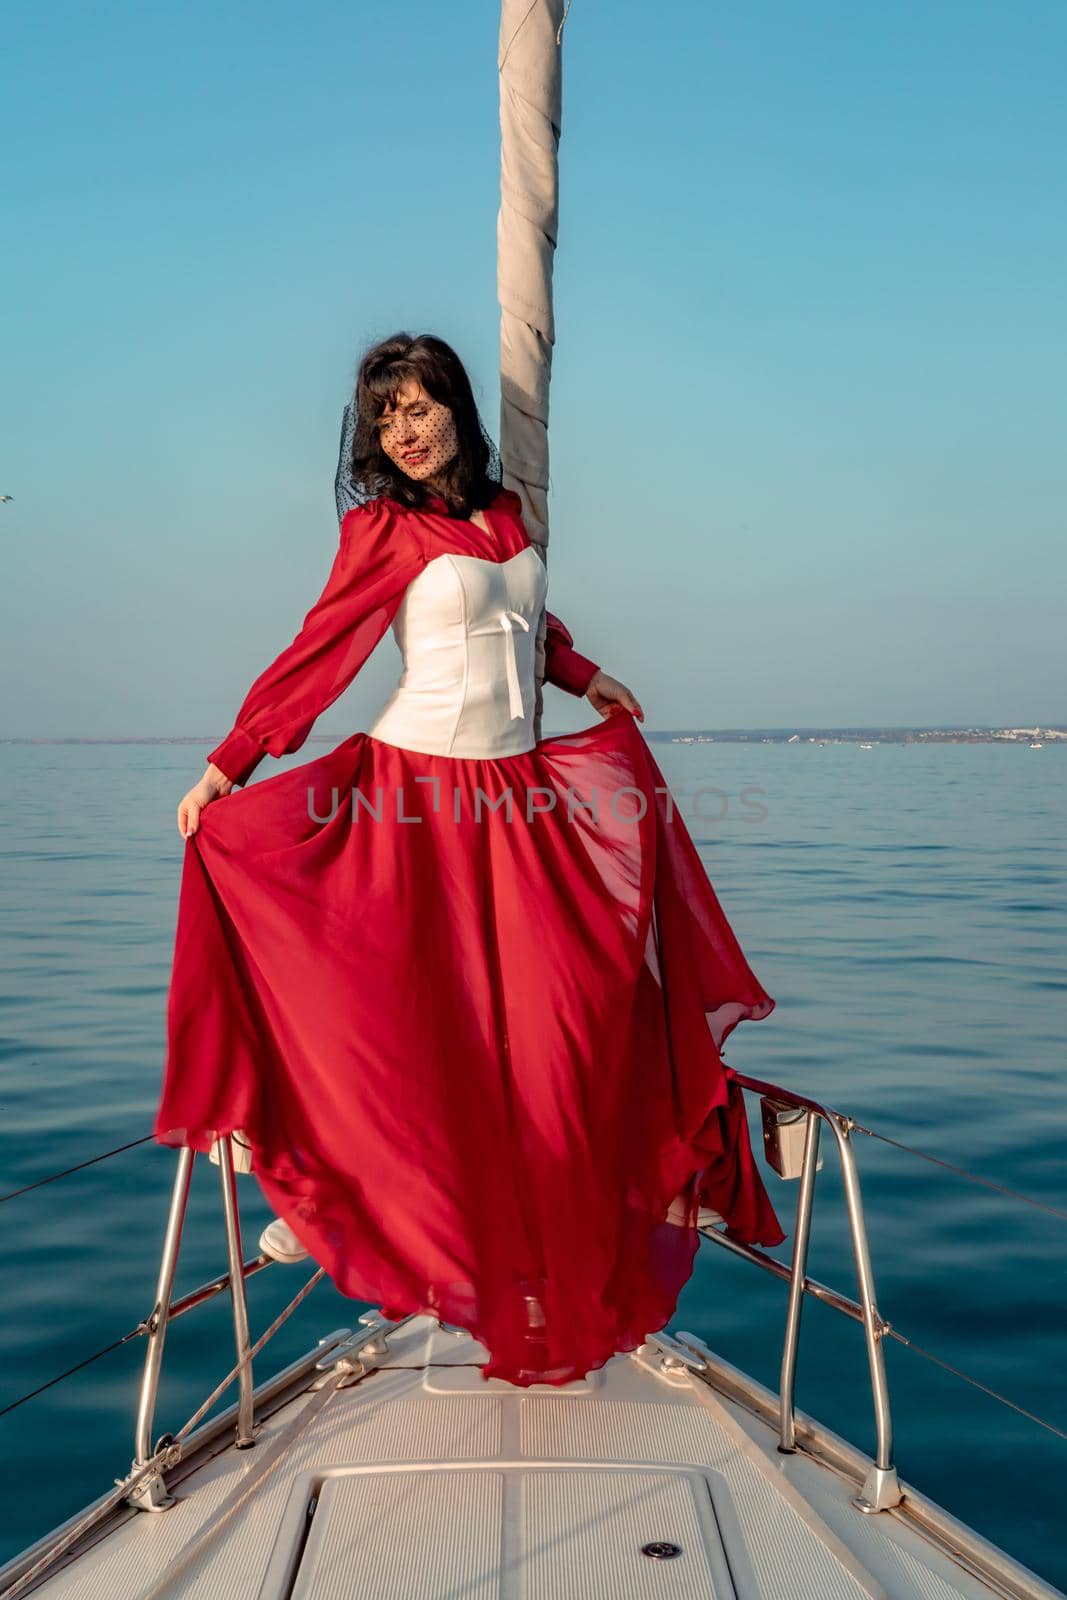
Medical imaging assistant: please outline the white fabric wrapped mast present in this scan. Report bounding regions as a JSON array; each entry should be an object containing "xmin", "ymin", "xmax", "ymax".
[{"xmin": 497, "ymin": 0, "xmax": 569, "ymax": 738}]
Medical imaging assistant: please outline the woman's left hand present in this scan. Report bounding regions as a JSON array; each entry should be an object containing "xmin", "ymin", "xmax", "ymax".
[{"xmin": 585, "ymin": 669, "xmax": 644, "ymax": 723}]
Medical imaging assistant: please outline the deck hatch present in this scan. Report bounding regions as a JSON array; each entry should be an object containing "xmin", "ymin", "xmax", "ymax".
[{"xmin": 284, "ymin": 1466, "xmax": 734, "ymax": 1598}]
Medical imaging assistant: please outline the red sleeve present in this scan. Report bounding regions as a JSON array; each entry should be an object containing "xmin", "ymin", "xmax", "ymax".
[
  {"xmin": 208, "ymin": 500, "xmax": 424, "ymax": 785},
  {"xmin": 543, "ymin": 610, "xmax": 600, "ymax": 697}
]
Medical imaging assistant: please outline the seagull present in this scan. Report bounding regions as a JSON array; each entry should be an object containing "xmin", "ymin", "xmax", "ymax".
[{"xmin": 0, "ymin": 495, "xmax": 13, "ymax": 503}]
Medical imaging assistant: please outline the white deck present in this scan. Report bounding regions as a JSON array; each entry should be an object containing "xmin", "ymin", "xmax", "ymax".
[{"xmin": 15, "ymin": 1316, "xmax": 1061, "ymax": 1600}]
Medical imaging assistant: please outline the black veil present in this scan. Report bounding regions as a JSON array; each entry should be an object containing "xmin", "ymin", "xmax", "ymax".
[{"xmin": 333, "ymin": 400, "xmax": 505, "ymax": 523}]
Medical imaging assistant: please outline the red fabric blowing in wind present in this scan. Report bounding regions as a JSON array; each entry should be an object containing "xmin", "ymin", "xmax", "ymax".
[{"xmin": 156, "ymin": 708, "xmax": 783, "ymax": 1388}]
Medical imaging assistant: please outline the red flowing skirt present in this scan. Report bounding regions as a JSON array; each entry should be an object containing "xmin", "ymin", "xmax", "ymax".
[{"xmin": 154, "ymin": 708, "xmax": 784, "ymax": 1386}]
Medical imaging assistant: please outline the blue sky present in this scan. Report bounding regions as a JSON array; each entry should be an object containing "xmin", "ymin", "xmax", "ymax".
[{"xmin": 2, "ymin": 0, "xmax": 1064, "ymax": 738}]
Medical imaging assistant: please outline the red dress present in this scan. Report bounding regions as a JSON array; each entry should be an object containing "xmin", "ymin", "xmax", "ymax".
[{"xmin": 155, "ymin": 486, "xmax": 783, "ymax": 1387}]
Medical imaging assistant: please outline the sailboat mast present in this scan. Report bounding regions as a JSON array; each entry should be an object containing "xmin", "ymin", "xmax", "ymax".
[{"xmin": 497, "ymin": 0, "xmax": 570, "ymax": 739}]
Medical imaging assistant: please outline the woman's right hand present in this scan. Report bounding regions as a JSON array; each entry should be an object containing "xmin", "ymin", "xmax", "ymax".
[{"xmin": 178, "ymin": 764, "xmax": 235, "ymax": 839}]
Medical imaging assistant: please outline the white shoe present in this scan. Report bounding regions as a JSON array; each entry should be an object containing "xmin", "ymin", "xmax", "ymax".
[
  {"xmin": 665, "ymin": 1194, "xmax": 725, "ymax": 1229},
  {"xmin": 258, "ymin": 1216, "xmax": 311, "ymax": 1263}
]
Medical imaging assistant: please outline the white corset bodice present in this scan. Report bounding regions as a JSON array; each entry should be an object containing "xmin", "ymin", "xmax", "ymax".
[{"xmin": 367, "ymin": 544, "xmax": 548, "ymax": 758}]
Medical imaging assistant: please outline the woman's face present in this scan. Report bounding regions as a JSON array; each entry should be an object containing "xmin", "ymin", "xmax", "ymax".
[{"xmin": 375, "ymin": 377, "xmax": 458, "ymax": 485}]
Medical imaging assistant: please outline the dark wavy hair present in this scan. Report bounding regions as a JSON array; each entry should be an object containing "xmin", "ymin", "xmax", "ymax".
[{"xmin": 343, "ymin": 332, "xmax": 503, "ymax": 518}]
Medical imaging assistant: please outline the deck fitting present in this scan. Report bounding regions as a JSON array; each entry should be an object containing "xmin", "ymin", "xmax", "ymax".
[{"xmin": 853, "ymin": 1464, "xmax": 903, "ymax": 1513}]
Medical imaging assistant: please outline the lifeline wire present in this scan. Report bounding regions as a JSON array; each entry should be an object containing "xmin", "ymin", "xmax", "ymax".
[
  {"xmin": 849, "ymin": 1122, "xmax": 1067, "ymax": 1222},
  {"xmin": 0, "ymin": 1134, "xmax": 154, "ymax": 1204},
  {"xmin": 885, "ymin": 1326, "xmax": 1067, "ymax": 1442},
  {"xmin": 0, "ymin": 1261, "xmax": 325, "ymax": 1423},
  {"xmin": 0, "ymin": 1330, "xmax": 143, "ymax": 1421}
]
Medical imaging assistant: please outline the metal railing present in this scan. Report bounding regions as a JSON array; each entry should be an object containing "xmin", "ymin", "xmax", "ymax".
[
  {"xmin": 700, "ymin": 1073, "xmax": 902, "ymax": 1513},
  {"xmin": 132, "ymin": 1138, "xmax": 277, "ymax": 1504},
  {"xmin": 138, "ymin": 1103, "xmax": 900, "ymax": 1516}
]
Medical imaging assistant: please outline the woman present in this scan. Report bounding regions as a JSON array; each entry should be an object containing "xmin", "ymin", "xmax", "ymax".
[{"xmin": 155, "ymin": 331, "xmax": 784, "ymax": 1388}]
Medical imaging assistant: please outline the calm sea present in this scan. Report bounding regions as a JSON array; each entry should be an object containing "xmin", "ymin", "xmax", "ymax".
[{"xmin": 1, "ymin": 738, "xmax": 1064, "ymax": 1588}]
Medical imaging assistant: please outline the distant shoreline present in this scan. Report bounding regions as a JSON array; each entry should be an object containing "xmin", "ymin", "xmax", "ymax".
[
  {"xmin": 3, "ymin": 727, "xmax": 1064, "ymax": 748},
  {"xmin": 650, "ymin": 726, "xmax": 1067, "ymax": 746}
]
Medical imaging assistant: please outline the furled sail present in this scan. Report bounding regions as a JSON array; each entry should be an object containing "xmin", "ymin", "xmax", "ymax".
[{"xmin": 497, "ymin": 0, "xmax": 570, "ymax": 737}]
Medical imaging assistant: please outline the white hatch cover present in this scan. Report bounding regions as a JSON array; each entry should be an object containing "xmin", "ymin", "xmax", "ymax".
[{"xmin": 284, "ymin": 1466, "xmax": 736, "ymax": 1599}]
